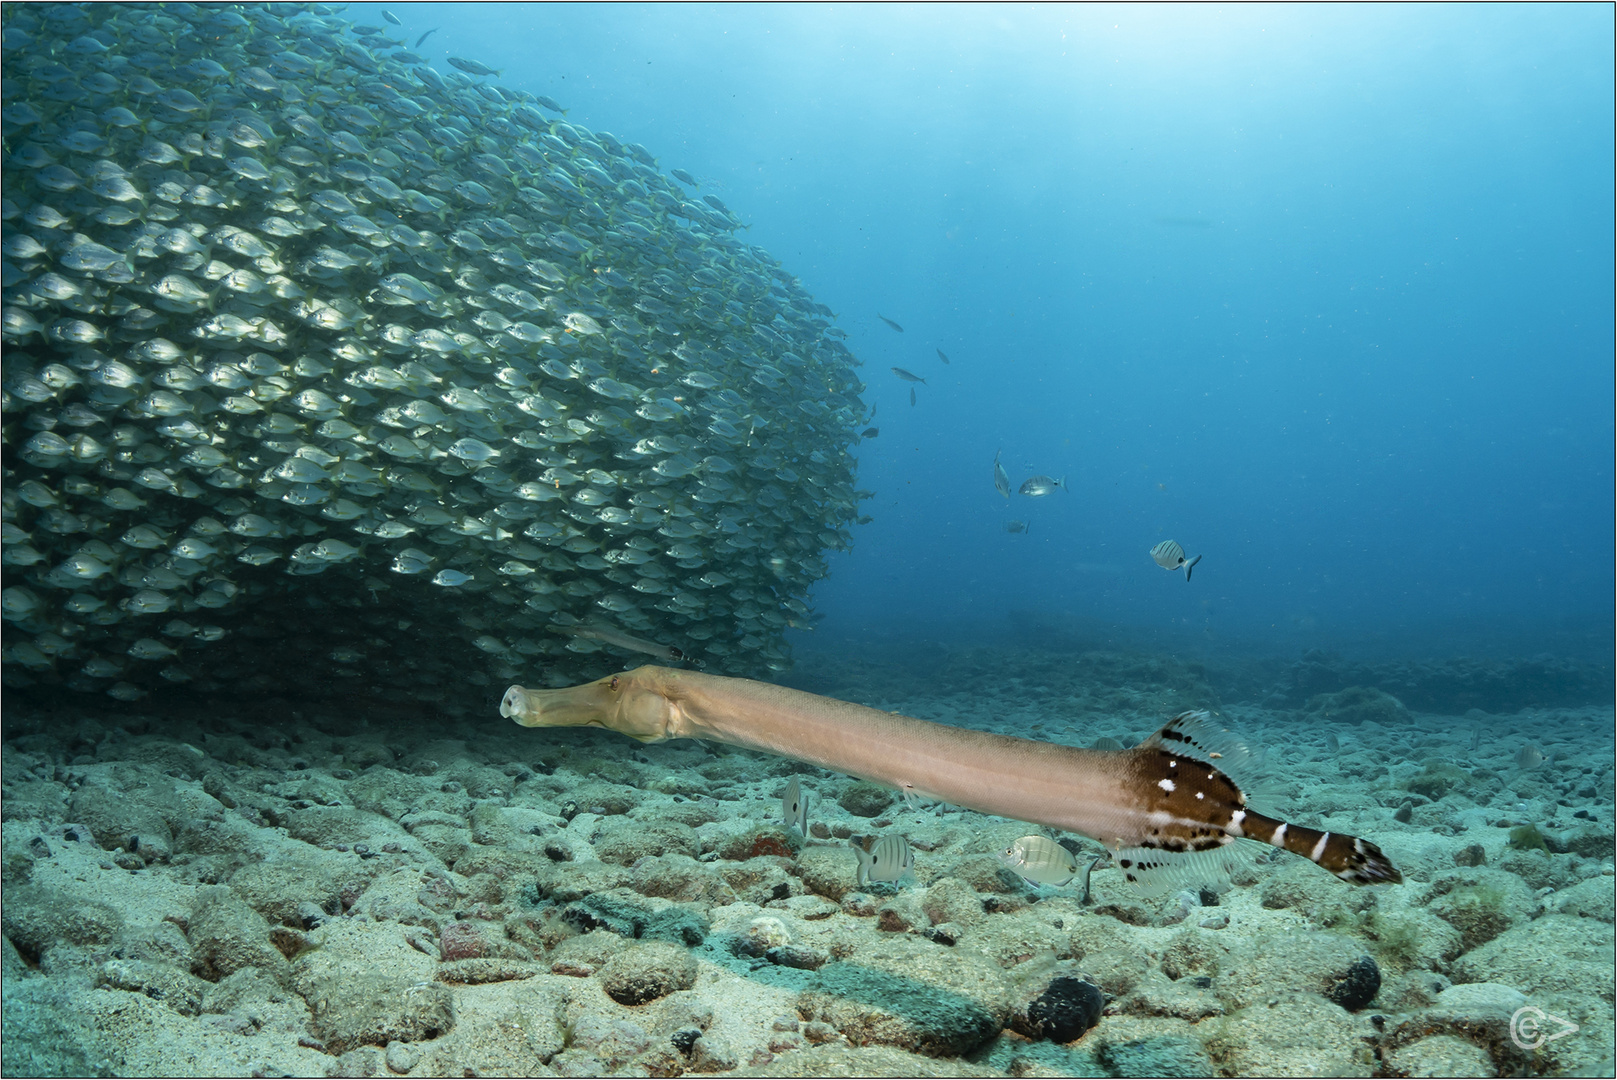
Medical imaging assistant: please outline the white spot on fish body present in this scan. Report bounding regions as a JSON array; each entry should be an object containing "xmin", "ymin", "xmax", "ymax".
[
  {"xmin": 1228, "ymin": 810, "xmax": 1246, "ymax": 835},
  {"xmin": 1311, "ymin": 832, "xmax": 1331, "ymax": 862},
  {"xmin": 1272, "ymin": 823, "xmax": 1288, "ymax": 848},
  {"xmin": 1158, "ymin": 778, "xmax": 1176, "ymax": 792}
]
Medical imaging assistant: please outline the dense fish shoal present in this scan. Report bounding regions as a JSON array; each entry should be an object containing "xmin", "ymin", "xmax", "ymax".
[{"xmin": 0, "ymin": 2, "xmax": 871, "ymax": 707}]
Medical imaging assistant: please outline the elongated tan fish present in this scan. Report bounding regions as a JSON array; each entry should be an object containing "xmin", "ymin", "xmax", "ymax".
[{"xmin": 502, "ymin": 667, "xmax": 1402, "ymax": 894}]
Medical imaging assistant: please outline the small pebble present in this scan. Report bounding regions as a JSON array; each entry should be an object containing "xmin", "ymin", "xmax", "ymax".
[{"xmin": 385, "ymin": 1040, "xmax": 420, "ymax": 1074}]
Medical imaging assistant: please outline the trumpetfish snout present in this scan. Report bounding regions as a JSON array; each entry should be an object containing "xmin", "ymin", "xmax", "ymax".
[{"xmin": 503, "ymin": 666, "xmax": 1401, "ymax": 893}]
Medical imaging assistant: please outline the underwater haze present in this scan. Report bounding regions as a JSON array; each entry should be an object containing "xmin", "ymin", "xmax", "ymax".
[
  {"xmin": 411, "ymin": 1, "xmax": 1615, "ymax": 658},
  {"xmin": 3, "ymin": 4, "xmax": 1614, "ymax": 1078}
]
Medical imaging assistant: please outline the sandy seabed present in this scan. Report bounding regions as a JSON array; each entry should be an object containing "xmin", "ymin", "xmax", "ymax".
[{"xmin": 3, "ymin": 643, "xmax": 1613, "ymax": 1078}]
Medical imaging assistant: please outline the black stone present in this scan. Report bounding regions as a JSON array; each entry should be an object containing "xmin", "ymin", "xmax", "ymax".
[
  {"xmin": 1327, "ymin": 955, "xmax": 1381, "ymax": 1012},
  {"xmin": 671, "ymin": 1027, "xmax": 702, "ymax": 1054},
  {"xmin": 1027, "ymin": 975, "xmax": 1104, "ymax": 1043}
]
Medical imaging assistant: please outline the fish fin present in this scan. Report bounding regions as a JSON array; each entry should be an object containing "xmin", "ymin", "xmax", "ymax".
[
  {"xmin": 1185, "ymin": 554, "xmax": 1202, "ymax": 581},
  {"xmin": 1111, "ymin": 840, "xmax": 1258, "ymax": 897},
  {"xmin": 1237, "ymin": 810, "xmax": 1402, "ymax": 885},
  {"xmin": 850, "ymin": 839, "xmax": 874, "ymax": 887},
  {"xmin": 1058, "ymin": 477, "xmax": 1067, "ymax": 490},
  {"xmin": 1138, "ymin": 710, "xmax": 1262, "ymax": 795}
]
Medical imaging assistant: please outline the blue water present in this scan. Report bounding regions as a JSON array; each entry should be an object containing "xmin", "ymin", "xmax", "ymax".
[{"xmin": 365, "ymin": 2, "xmax": 1613, "ymax": 660}]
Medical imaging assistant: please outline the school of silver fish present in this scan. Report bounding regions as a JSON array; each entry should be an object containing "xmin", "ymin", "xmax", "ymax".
[{"xmin": 0, "ymin": 2, "xmax": 874, "ymax": 702}]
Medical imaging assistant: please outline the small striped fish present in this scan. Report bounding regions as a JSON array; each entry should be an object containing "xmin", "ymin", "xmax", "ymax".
[
  {"xmin": 993, "ymin": 451, "xmax": 1011, "ymax": 498},
  {"xmin": 852, "ymin": 833, "xmax": 914, "ymax": 887},
  {"xmin": 999, "ymin": 835, "xmax": 1079, "ymax": 887},
  {"xmin": 1150, "ymin": 539, "xmax": 1202, "ymax": 581},
  {"xmin": 781, "ymin": 777, "xmax": 810, "ymax": 835}
]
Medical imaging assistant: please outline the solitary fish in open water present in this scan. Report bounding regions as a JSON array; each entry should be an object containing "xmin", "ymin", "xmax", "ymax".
[
  {"xmin": 1150, "ymin": 540, "xmax": 1202, "ymax": 581},
  {"xmin": 1019, "ymin": 476, "xmax": 1066, "ymax": 496},
  {"xmin": 877, "ymin": 314, "xmax": 904, "ymax": 332}
]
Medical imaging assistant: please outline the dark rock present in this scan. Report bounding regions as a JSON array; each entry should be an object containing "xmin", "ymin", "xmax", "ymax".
[
  {"xmin": 1287, "ymin": 653, "xmax": 1612, "ymax": 713},
  {"xmin": 1304, "ymin": 686, "xmax": 1410, "ymax": 727},
  {"xmin": 188, "ymin": 885, "xmax": 287, "ymax": 982},
  {"xmin": 837, "ymin": 781, "xmax": 894, "ymax": 818},
  {"xmin": 1453, "ymin": 843, "xmax": 1486, "ymax": 867},
  {"xmin": 716, "ymin": 826, "xmax": 800, "ymax": 861},
  {"xmin": 766, "ymin": 944, "xmax": 829, "ymax": 971},
  {"xmin": 671, "ymin": 1026, "xmax": 702, "ymax": 1054},
  {"xmin": 1097, "ymin": 1035, "xmax": 1216, "ymax": 1078},
  {"xmin": 798, "ymin": 961, "xmax": 1000, "ymax": 1057},
  {"xmin": 593, "ymin": 819, "xmax": 698, "ymax": 866},
  {"xmin": 308, "ymin": 976, "xmax": 454, "ymax": 1055},
  {"xmin": 598, "ymin": 941, "xmax": 697, "ymax": 1005},
  {"xmin": 1326, "ymin": 955, "xmax": 1381, "ymax": 1011},
  {"xmin": 560, "ymin": 889, "xmax": 707, "ymax": 946},
  {"xmin": 1026, "ymin": 975, "xmax": 1104, "ymax": 1043}
]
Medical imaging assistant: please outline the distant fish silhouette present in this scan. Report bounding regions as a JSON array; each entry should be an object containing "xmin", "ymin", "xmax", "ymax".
[
  {"xmin": 415, "ymin": 28, "xmax": 438, "ymax": 47},
  {"xmin": 910, "ymin": 386, "xmax": 916, "ymax": 406},
  {"xmin": 890, "ymin": 367, "xmax": 925, "ymax": 384},
  {"xmin": 936, "ymin": 348, "xmax": 949, "ymax": 364},
  {"xmin": 877, "ymin": 314, "xmax": 904, "ymax": 332},
  {"xmin": 861, "ymin": 427, "xmax": 879, "ymax": 439}
]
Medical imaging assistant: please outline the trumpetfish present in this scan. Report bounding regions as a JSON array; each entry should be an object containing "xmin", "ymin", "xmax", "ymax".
[{"xmin": 501, "ymin": 666, "xmax": 1401, "ymax": 893}]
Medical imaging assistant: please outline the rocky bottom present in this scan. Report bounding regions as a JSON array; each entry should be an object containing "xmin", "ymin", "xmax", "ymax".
[{"xmin": 2, "ymin": 646, "xmax": 1613, "ymax": 1078}]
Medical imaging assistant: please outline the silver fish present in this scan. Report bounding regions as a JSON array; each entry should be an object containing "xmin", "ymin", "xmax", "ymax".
[
  {"xmin": 877, "ymin": 314, "xmax": 904, "ymax": 332},
  {"xmin": 1019, "ymin": 476, "xmax": 1066, "ymax": 496},
  {"xmin": 1004, "ymin": 520, "xmax": 1029, "ymax": 534},
  {"xmin": 1514, "ymin": 743, "xmax": 1545, "ymax": 770},
  {"xmin": 993, "ymin": 451, "xmax": 1011, "ymax": 499},
  {"xmin": 553, "ymin": 621, "xmax": 699, "ymax": 667},
  {"xmin": 1149, "ymin": 539, "xmax": 1202, "ymax": 581},
  {"xmin": 782, "ymin": 777, "xmax": 810, "ymax": 835},
  {"xmin": 853, "ymin": 833, "xmax": 915, "ymax": 887},
  {"xmin": 890, "ymin": 367, "xmax": 925, "ymax": 384},
  {"xmin": 999, "ymin": 835, "xmax": 1079, "ymax": 888}
]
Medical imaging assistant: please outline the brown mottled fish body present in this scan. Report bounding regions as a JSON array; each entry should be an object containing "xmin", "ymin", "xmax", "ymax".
[{"xmin": 501, "ymin": 666, "xmax": 1400, "ymax": 888}]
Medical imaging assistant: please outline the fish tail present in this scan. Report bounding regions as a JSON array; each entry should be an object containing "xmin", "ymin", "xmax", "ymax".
[
  {"xmin": 850, "ymin": 841, "xmax": 874, "ymax": 887},
  {"xmin": 1185, "ymin": 554, "xmax": 1201, "ymax": 581},
  {"xmin": 1237, "ymin": 809, "xmax": 1402, "ymax": 886}
]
